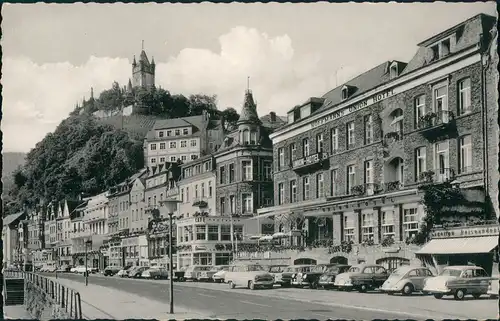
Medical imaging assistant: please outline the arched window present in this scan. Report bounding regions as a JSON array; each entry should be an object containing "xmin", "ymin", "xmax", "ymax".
[
  {"xmin": 341, "ymin": 85, "xmax": 349, "ymax": 100},
  {"xmin": 243, "ymin": 130, "xmax": 250, "ymax": 144},
  {"xmin": 250, "ymin": 131, "xmax": 257, "ymax": 144},
  {"xmin": 390, "ymin": 62, "xmax": 399, "ymax": 79},
  {"xmin": 390, "ymin": 108, "xmax": 404, "ymax": 135}
]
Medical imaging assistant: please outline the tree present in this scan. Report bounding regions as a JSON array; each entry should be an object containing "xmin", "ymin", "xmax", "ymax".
[
  {"xmin": 220, "ymin": 107, "xmax": 240, "ymax": 128},
  {"xmin": 188, "ymin": 94, "xmax": 218, "ymax": 117},
  {"xmin": 98, "ymin": 81, "xmax": 124, "ymax": 112}
]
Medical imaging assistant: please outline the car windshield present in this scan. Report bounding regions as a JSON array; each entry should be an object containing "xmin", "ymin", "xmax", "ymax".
[
  {"xmin": 325, "ymin": 266, "xmax": 340, "ymax": 273},
  {"xmin": 348, "ymin": 267, "xmax": 360, "ymax": 273},
  {"xmin": 247, "ymin": 265, "xmax": 265, "ymax": 272},
  {"xmin": 440, "ymin": 269, "xmax": 463, "ymax": 277},
  {"xmin": 312, "ymin": 266, "xmax": 326, "ymax": 273}
]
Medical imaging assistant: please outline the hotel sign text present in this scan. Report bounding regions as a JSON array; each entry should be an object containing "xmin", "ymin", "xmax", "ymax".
[
  {"xmin": 311, "ymin": 89, "xmax": 395, "ymax": 128},
  {"xmin": 431, "ymin": 225, "xmax": 499, "ymax": 239},
  {"xmin": 292, "ymin": 152, "xmax": 329, "ymax": 168}
]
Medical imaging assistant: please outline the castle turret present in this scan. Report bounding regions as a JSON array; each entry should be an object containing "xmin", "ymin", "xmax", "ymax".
[
  {"xmin": 238, "ymin": 85, "xmax": 262, "ymax": 145},
  {"xmin": 132, "ymin": 47, "xmax": 155, "ymax": 89}
]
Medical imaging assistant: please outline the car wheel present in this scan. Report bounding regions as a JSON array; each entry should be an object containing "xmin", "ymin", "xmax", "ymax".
[
  {"xmin": 359, "ymin": 284, "xmax": 368, "ymax": 293},
  {"xmin": 472, "ymin": 293, "xmax": 481, "ymax": 299},
  {"xmin": 454, "ymin": 289, "xmax": 466, "ymax": 300},
  {"xmin": 402, "ymin": 284, "xmax": 413, "ymax": 296},
  {"xmin": 434, "ymin": 293, "xmax": 444, "ymax": 299},
  {"xmin": 248, "ymin": 281, "xmax": 255, "ymax": 290},
  {"xmin": 228, "ymin": 281, "xmax": 235, "ymax": 289}
]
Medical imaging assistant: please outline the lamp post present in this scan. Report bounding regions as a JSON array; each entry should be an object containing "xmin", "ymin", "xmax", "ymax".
[
  {"xmin": 159, "ymin": 198, "xmax": 181, "ymax": 315},
  {"xmin": 84, "ymin": 239, "xmax": 92, "ymax": 286}
]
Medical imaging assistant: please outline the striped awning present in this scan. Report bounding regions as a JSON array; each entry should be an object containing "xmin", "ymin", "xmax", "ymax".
[{"xmin": 416, "ymin": 236, "xmax": 498, "ymax": 255}]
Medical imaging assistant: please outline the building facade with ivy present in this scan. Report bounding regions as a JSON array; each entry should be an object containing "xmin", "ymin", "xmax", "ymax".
[{"xmin": 252, "ymin": 13, "xmax": 498, "ymax": 271}]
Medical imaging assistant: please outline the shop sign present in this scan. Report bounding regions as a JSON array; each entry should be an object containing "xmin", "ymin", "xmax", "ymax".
[
  {"xmin": 292, "ymin": 152, "xmax": 328, "ymax": 168},
  {"xmin": 431, "ymin": 225, "xmax": 500, "ymax": 239}
]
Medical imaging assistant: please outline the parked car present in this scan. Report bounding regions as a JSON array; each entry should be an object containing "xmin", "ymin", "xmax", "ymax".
[
  {"xmin": 199, "ymin": 266, "xmax": 228, "ymax": 282},
  {"xmin": 334, "ymin": 264, "xmax": 389, "ymax": 292},
  {"xmin": 225, "ymin": 263, "xmax": 275, "ymax": 290},
  {"xmin": 292, "ymin": 264, "xmax": 337, "ymax": 289},
  {"xmin": 212, "ymin": 266, "xmax": 231, "ymax": 283},
  {"xmin": 423, "ymin": 265, "xmax": 494, "ymax": 300},
  {"xmin": 267, "ymin": 265, "xmax": 288, "ymax": 286},
  {"xmin": 70, "ymin": 266, "xmax": 77, "ymax": 273},
  {"xmin": 142, "ymin": 267, "xmax": 169, "ymax": 279},
  {"xmin": 56, "ymin": 265, "xmax": 71, "ymax": 272},
  {"xmin": 117, "ymin": 265, "xmax": 133, "ymax": 278},
  {"xmin": 174, "ymin": 266, "xmax": 187, "ymax": 282},
  {"xmin": 73, "ymin": 265, "xmax": 89, "ymax": 274},
  {"xmin": 46, "ymin": 265, "xmax": 58, "ymax": 273},
  {"xmin": 103, "ymin": 266, "xmax": 122, "ymax": 276},
  {"xmin": 380, "ymin": 266, "xmax": 434, "ymax": 295},
  {"xmin": 280, "ymin": 265, "xmax": 315, "ymax": 288},
  {"xmin": 128, "ymin": 266, "xmax": 149, "ymax": 278},
  {"xmin": 184, "ymin": 265, "xmax": 212, "ymax": 281},
  {"xmin": 318, "ymin": 264, "xmax": 352, "ymax": 289}
]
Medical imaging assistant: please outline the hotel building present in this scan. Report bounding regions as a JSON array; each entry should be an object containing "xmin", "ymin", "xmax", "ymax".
[{"xmin": 255, "ymin": 14, "xmax": 498, "ymax": 271}]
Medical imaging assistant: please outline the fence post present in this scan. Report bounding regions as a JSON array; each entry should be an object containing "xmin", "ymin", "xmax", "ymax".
[
  {"xmin": 76, "ymin": 292, "xmax": 82, "ymax": 319},
  {"xmin": 51, "ymin": 280, "xmax": 55, "ymax": 299},
  {"xmin": 69, "ymin": 290, "xmax": 73, "ymax": 317},
  {"xmin": 61, "ymin": 286, "xmax": 65, "ymax": 308}
]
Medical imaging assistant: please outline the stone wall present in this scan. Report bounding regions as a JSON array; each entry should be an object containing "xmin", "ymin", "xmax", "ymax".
[{"xmin": 24, "ymin": 281, "xmax": 70, "ymax": 320}]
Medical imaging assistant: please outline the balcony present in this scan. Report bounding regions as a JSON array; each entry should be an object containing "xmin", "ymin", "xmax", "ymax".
[
  {"xmin": 418, "ymin": 111, "xmax": 456, "ymax": 141},
  {"xmin": 381, "ymin": 181, "xmax": 403, "ymax": 193},
  {"xmin": 350, "ymin": 183, "xmax": 381, "ymax": 197},
  {"xmin": 292, "ymin": 152, "xmax": 329, "ymax": 173},
  {"xmin": 192, "ymin": 197, "xmax": 208, "ymax": 208},
  {"xmin": 419, "ymin": 168, "xmax": 455, "ymax": 184}
]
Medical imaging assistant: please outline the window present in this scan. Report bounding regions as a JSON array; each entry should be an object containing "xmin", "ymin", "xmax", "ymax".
[
  {"xmin": 191, "ymin": 140, "xmax": 197, "ymax": 147},
  {"xmin": 175, "ymin": 129, "xmax": 181, "ymax": 136},
  {"xmin": 208, "ymin": 181, "xmax": 212, "ymax": 197},
  {"xmin": 182, "ymin": 128, "xmax": 188, "ymax": 135},
  {"xmin": 150, "ymin": 143, "xmax": 157, "ymax": 150},
  {"xmin": 459, "ymin": 135, "xmax": 472, "ymax": 174},
  {"xmin": 250, "ymin": 131, "xmax": 257, "ymax": 145},
  {"xmin": 346, "ymin": 165, "xmax": 356, "ymax": 194},
  {"xmin": 278, "ymin": 183, "xmax": 285, "ymax": 205},
  {"xmin": 403, "ymin": 208, "xmax": 419, "ymax": 239},
  {"xmin": 303, "ymin": 138, "xmax": 310, "ymax": 157},
  {"xmin": 167, "ymin": 130, "xmax": 172, "ymax": 137},
  {"xmin": 220, "ymin": 197, "xmax": 226, "ymax": 215},
  {"xmin": 181, "ymin": 155, "xmax": 187, "ymax": 161},
  {"xmin": 346, "ymin": 121, "xmax": 355, "ymax": 149},
  {"xmin": 457, "ymin": 78, "xmax": 472, "ymax": 115},
  {"xmin": 278, "ymin": 148, "xmax": 284, "ymax": 170},
  {"xmin": 303, "ymin": 176, "xmax": 310, "ymax": 200},
  {"xmin": 364, "ymin": 160, "xmax": 373, "ymax": 195},
  {"xmin": 219, "ymin": 166, "xmax": 226, "ymax": 184},
  {"xmin": 342, "ymin": 87, "xmax": 349, "ymax": 100},
  {"xmin": 364, "ymin": 115, "xmax": 373, "ymax": 144},
  {"xmin": 170, "ymin": 156, "xmax": 176, "ymax": 162},
  {"xmin": 221, "ymin": 226, "xmax": 231, "ymax": 241},
  {"xmin": 415, "ymin": 95, "xmax": 426, "ymax": 128},
  {"xmin": 159, "ymin": 157, "xmax": 165, "ymax": 163},
  {"xmin": 316, "ymin": 134, "xmax": 324, "ymax": 153},
  {"xmin": 381, "ymin": 210, "xmax": 395, "ymax": 237},
  {"xmin": 344, "ymin": 215, "xmax": 355, "ymax": 242},
  {"xmin": 290, "ymin": 180, "xmax": 297, "ymax": 203},
  {"xmin": 361, "ymin": 212, "xmax": 374, "ymax": 241},
  {"xmin": 159, "ymin": 143, "xmax": 166, "ymax": 150},
  {"xmin": 194, "ymin": 184, "xmax": 199, "ymax": 198},
  {"xmin": 181, "ymin": 140, "xmax": 187, "ymax": 148},
  {"xmin": 229, "ymin": 195, "xmax": 235, "ymax": 214},
  {"xmin": 191, "ymin": 154, "xmax": 198, "ymax": 160},
  {"xmin": 229, "ymin": 163, "xmax": 235, "ymax": 183},
  {"xmin": 434, "ymin": 141, "xmax": 450, "ymax": 182},
  {"xmin": 415, "ymin": 147, "xmax": 427, "ymax": 181},
  {"xmin": 290, "ymin": 143, "xmax": 297, "ymax": 161},
  {"xmin": 201, "ymin": 182, "xmax": 205, "ymax": 198},
  {"xmin": 208, "ymin": 225, "xmax": 219, "ymax": 241},
  {"xmin": 169, "ymin": 141, "xmax": 176, "ymax": 149},
  {"xmin": 159, "ymin": 131, "xmax": 164, "ymax": 138},
  {"xmin": 390, "ymin": 64, "xmax": 398, "ymax": 79},
  {"xmin": 242, "ymin": 194, "xmax": 253, "ymax": 213},
  {"xmin": 263, "ymin": 162, "xmax": 272, "ymax": 180},
  {"xmin": 434, "ymin": 85, "xmax": 449, "ymax": 122},
  {"xmin": 242, "ymin": 161, "xmax": 252, "ymax": 181},
  {"xmin": 196, "ymin": 226, "xmax": 206, "ymax": 240},
  {"xmin": 316, "ymin": 173, "xmax": 324, "ymax": 198},
  {"xmin": 331, "ymin": 169, "xmax": 338, "ymax": 196},
  {"xmin": 186, "ymin": 187, "xmax": 190, "ymax": 202},
  {"xmin": 331, "ymin": 128, "xmax": 339, "ymax": 153},
  {"xmin": 150, "ymin": 158, "xmax": 157, "ymax": 164}
]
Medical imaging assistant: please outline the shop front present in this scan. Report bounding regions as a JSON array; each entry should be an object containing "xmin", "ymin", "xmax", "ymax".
[
  {"xmin": 416, "ymin": 221, "xmax": 499, "ymax": 276},
  {"xmin": 122, "ymin": 234, "xmax": 149, "ymax": 267}
]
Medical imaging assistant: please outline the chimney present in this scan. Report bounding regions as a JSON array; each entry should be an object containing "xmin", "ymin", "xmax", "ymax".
[{"xmin": 270, "ymin": 112, "xmax": 277, "ymax": 122}]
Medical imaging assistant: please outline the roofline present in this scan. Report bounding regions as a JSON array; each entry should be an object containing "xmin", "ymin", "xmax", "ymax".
[{"xmin": 417, "ymin": 13, "xmax": 496, "ymax": 47}]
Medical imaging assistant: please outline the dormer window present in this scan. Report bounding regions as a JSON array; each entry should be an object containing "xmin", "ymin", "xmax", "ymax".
[
  {"xmin": 441, "ymin": 39, "xmax": 450, "ymax": 57},
  {"xmin": 390, "ymin": 62, "xmax": 399, "ymax": 79},
  {"xmin": 341, "ymin": 86, "xmax": 349, "ymax": 101}
]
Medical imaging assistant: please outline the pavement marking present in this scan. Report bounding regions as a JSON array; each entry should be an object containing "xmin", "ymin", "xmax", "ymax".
[
  {"xmin": 197, "ymin": 293, "xmax": 217, "ymax": 298},
  {"xmin": 239, "ymin": 300, "xmax": 272, "ymax": 307}
]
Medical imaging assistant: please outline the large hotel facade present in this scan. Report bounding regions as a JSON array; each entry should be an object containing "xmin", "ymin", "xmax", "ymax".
[{"xmin": 253, "ymin": 13, "xmax": 499, "ymax": 272}]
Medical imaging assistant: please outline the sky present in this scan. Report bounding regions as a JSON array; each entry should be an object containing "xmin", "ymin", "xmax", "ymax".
[{"xmin": 1, "ymin": 2, "xmax": 497, "ymax": 153}]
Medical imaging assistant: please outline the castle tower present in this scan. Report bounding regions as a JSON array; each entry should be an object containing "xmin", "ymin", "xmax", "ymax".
[
  {"xmin": 238, "ymin": 80, "xmax": 262, "ymax": 145},
  {"xmin": 132, "ymin": 42, "xmax": 155, "ymax": 89}
]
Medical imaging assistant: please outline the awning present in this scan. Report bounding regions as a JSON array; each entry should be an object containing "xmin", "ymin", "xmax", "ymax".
[{"xmin": 416, "ymin": 236, "xmax": 498, "ymax": 255}]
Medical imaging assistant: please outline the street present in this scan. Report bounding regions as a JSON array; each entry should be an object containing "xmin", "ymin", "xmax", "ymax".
[{"xmin": 45, "ymin": 273, "xmax": 497, "ymax": 319}]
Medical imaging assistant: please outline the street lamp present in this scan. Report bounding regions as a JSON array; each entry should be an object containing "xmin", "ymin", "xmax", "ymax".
[
  {"xmin": 159, "ymin": 198, "xmax": 181, "ymax": 315},
  {"xmin": 84, "ymin": 239, "xmax": 92, "ymax": 286}
]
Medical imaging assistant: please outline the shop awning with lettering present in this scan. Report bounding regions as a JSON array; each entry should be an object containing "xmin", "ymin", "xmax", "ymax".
[{"xmin": 416, "ymin": 236, "xmax": 498, "ymax": 255}]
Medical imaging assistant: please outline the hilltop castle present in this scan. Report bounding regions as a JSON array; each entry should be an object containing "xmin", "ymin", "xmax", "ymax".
[{"xmin": 128, "ymin": 48, "xmax": 155, "ymax": 90}]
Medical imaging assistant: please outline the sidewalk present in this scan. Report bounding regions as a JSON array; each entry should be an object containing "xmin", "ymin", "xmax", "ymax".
[
  {"xmin": 47, "ymin": 277, "xmax": 209, "ymax": 320},
  {"xmin": 4, "ymin": 306, "xmax": 33, "ymax": 319}
]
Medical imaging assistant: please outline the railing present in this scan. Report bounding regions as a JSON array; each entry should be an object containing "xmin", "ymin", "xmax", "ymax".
[
  {"xmin": 4, "ymin": 271, "xmax": 82, "ymax": 319},
  {"xmin": 418, "ymin": 110, "xmax": 455, "ymax": 129}
]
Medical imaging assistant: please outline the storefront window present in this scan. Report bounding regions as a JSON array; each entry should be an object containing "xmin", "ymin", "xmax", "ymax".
[
  {"xmin": 381, "ymin": 210, "xmax": 395, "ymax": 237},
  {"xmin": 343, "ymin": 216, "xmax": 355, "ymax": 242},
  {"xmin": 196, "ymin": 226, "xmax": 206, "ymax": 240},
  {"xmin": 208, "ymin": 225, "xmax": 219, "ymax": 241},
  {"xmin": 215, "ymin": 253, "xmax": 232, "ymax": 266},
  {"xmin": 403, "ymin": 208, "xmax": 419, "ymax": 238},
  {"xmin": 193, "ymin": 253, "xmax": 212, "ymax": 266},
  {"xmin": 221, "ymin": 226, "xmax": 231, "ymax": 241}
]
